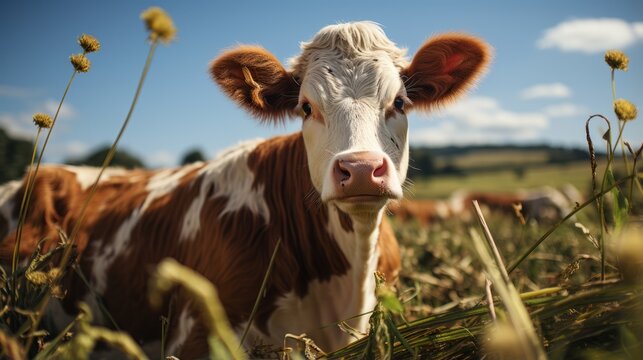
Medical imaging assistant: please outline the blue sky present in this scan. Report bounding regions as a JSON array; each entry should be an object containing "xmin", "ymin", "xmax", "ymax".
[{"xmin": 1, "ymin": 1, "xmax": 642, "ymax": 167}]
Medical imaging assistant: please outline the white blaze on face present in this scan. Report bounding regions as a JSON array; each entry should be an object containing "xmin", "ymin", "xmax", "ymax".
[
  {"xmin": 211, "ymin": 21, "xmax": 491, "ymax": 214},
  {"xmin": 293, "ymin": 23, "xmax": 410, "ymax": 210}
]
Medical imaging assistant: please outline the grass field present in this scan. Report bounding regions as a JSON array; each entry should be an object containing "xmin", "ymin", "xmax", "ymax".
[
  {"xmin": 1, "ymin": 7, "xmax": 641, "ymax": 358},
  {"xmin": 409, "ymin": 160, "xmax": 631, "ymax": 199}
]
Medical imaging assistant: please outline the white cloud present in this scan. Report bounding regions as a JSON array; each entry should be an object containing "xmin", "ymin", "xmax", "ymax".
[
  {"xmin": 63, "ymin": 141, "xmax": 90, "ymax": 158},
  {"xmin": 147, "ymin": 150, "xmax": 176, "ymax": 168},
  {"xmin": 411, "ymin": 122, "xmax": 541, "ymax": 147},
  {"xmin": 0, "ymin": 113, "xmax": 32, "ymax": 139},
  {"xmin": 520, "ymin": 83, "xmax": 571, "ymax": 100},
  {"xmin": 43, "ymin": 100, "xmax": 76, "ymax": 119},
  {"xmin": 435, "ymin": 96, "xmax": 549, "ymax": 129},
  {"xmin": 537, "ymin": 18, "xmax": 643, "ymax": 54},
  {"xmin": 0, "ymin": 100, "xmax": 77, "ymax": 139},
  {"xmin": 543, "ymin": 103, "xmax": 588, "ymax": 118},
  {"xmin": 411, "ymin": 96, "xmax": 550, "ymax": 146},
  {"xmin": 635, "ymin": 22, "xmax": 643, "ymax": 38},
  {"xmin": 0, "ymin": 84, "xmax": 38, "ymax": 99}
]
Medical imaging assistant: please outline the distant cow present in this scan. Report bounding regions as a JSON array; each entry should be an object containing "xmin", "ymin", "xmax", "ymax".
[
  {"xmin": 0, "ymin": 22, "xmax": 490, "ymax": 358},
  {"xmin": 387, "ymin": 199, "xmax": 454, "ymax": 226}
]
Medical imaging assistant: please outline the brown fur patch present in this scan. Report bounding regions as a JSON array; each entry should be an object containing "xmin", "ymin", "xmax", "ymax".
[
  {"xmin": 246, "ymin": 132, "xmax": 351, "ymax": 331},
  {"xmin": 337, "ymin": 207, "xmax": 354, "ymax": 232},
  {"xmin": 377, "ymin": 216, "xmax": 400, "ymax": 284},
  {"xmin": 402, "ymin": 33, "xmax": 492, "ymax": 111},
  {"xmin": 0, "ymin": 212, "xmax": 8, "ymax": 241}
]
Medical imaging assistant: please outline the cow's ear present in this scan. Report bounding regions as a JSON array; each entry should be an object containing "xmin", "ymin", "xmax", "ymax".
[
  {"xmin": 402, "ymin": 34, "xmax": 491, "ymax": 111},
  {"xmin": 210, "ymin": 46, "xmax": 300, "ymax": 122}
]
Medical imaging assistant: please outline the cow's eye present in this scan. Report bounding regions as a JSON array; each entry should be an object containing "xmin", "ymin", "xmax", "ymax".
[
  {"xmin": 302, "ymin": 102, "xmax": 312, "ymax": 118},
  {"xmin": 394, "ymin": 97, "xmax": 405, "ymax": 111}
]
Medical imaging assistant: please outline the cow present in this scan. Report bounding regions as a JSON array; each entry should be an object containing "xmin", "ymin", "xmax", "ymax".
[
  {"xmin": 0, "ymin": 22, "xmax": 490, "ymax": 358},
  {"xmin": 387, "ymin": 198, "xmax": 454, "ymax": 226}
]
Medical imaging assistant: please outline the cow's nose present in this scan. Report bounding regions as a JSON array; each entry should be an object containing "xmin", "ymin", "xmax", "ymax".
[{"xmin": 333, "ymin": 151, "xmax": 389, "ymax": 196}]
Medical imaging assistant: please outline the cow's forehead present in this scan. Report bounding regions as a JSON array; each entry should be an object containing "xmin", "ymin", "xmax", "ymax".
[
  {"xmin": 300, "ymin": 55, "xmax": 404, "ymax": 108},
  {"xmin": 289, "ymin": 22, "xmax": 408, "ymax": 79}
]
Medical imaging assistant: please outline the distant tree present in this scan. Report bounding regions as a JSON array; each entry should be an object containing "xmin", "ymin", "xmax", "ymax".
[
  {"xmin": 547, "ymin": 148, "xmax": 589, "ymax": 164},
  {"xmin": 180, "ymin": 148, "xmax": 206, "ymax": 165},
  {"xmin": 408, "ymin": 147, "xmax": 436, "ymax": 179},
  {"xmin": 440, "ymin": 163, "xmax": 465, "ymax": 177},
  {"xmin": 0, "ymin": 127, "xmax": 34, "ymax": 182},
  {"xmin": 66, "ymin": 145, "xmax": 145, "ymax": 169}
]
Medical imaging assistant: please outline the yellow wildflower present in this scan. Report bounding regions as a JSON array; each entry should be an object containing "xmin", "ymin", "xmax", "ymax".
[
  {"xmin": 604, "ymin": 50, "xmax": 629, "ymax": 71},
  {"xmin": 70, "ymin": 54, "xmax": 91, "ymax": 72},
  {"xmin": 32, "ymin": 113, "xmax": 53, "ymax": 128},
  {"xmin": 78, "ymin": 34, "xmax": 101, "ymax": 53},
  {"xmin": 141, "ymin": 7, "xmax": 176, "ymax": 43},
  {"xmin": 614, "ymin": 98, "xmax": 638, "ymax": 121},
  {"xmin": 26, "ymin": 270, "xmax": 49, "ymax": 286},
  {"xmin": 47, "ymin": 267, "xmax": 62, "ymax": 282}
]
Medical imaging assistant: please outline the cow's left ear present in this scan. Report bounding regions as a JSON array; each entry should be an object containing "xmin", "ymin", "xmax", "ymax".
[
  {"xmin": 402, "ymin": 34, "xmax": 491, "ymax": 111},
  {"xmin": 210, "ymin": 46, "xmax": 300, "ymax": 122}
]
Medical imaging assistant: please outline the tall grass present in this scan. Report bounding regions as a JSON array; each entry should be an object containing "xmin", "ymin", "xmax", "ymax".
[
  {"xmin": 1, "ymin": 8, "xmax": 641, "ymax": 360},
  {"xmin": 325, "ymin": 48, "xmax": 641, "ymax": 360}
]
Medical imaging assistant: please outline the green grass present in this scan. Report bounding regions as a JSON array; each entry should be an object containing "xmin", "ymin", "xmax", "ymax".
[
  {"xmin": 435, "ymin": 149, "xmax": 550, "ymax": 170},
  {"xmin": 408, "ymin": 160, "xmax": 633, "ymax": 199}
]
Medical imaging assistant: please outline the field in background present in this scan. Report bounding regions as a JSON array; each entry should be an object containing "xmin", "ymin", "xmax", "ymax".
[{"xmin": 410, "ymin": 161, "xmax": 592, "ymax": 199}]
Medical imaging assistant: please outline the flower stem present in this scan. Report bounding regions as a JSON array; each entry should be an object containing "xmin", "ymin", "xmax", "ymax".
[
  {"xmin": 25, "ymin": 40, "xmax": 160, "ymax": 353},
  {"xmin": 10, "ymin": 127, "xmax": 42, "ymax": 274},
  {"xmin": 62, "ymin": 40, "xmax": 158, "ymax": 269},
  {"xmin": 11, "ymin": 69, "xmax": 77, "ymax": 279}
]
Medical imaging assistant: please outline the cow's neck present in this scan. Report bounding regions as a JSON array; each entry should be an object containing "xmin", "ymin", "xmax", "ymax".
[
  {"xmin": 327, "ymin": 204, "xmax": 382, "ymax": 323},
  {"xmin": 247, "ymin": 132, "xmax": 383, "ymax": 337}
]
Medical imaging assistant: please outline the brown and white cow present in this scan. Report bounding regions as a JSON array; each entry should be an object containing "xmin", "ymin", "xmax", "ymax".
[{"xmin": 0, "ymin": 22, "xmax": 490, "ymax": 358}]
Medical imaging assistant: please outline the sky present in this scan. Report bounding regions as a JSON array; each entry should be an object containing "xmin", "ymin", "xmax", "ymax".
[{"xmin": 1, "ymin": 0, "xmax": 642, "ymax": 167}]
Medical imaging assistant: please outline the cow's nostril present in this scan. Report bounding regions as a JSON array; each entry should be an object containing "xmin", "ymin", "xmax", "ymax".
[
  {"xmin": 373, "ymin": 161, "xmax": 387, "ymax": 178},
  {"xmin": 337, "ymin": 161, "xmax": 352, "ymax": 181}
]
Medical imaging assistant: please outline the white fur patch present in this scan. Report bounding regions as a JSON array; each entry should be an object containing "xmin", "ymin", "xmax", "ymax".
[
  {"xmin": 0, "ymin": 180, "xmax": 21, "ymax": 233},
  {"xmin": 90, "ymin": 163, "xmax": 203, "ymax": 293},
  {"xmin": 242, "ymin": 207, "xmax": 382, "ymax": 352},
  {"xmin": 166, "ymin": 306, "xmax": 196, "ymax": 356},
  {"xmin": 179, "ymin": 139, "xmax": 270, "ymax": 242},
  {"xmin": 61, "ymin": 165, "xmax": 130, "ymax": 190}
]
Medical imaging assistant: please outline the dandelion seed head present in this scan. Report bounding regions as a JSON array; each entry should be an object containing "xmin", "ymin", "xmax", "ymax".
[
  {"xmin": 141, "ymin": 7, "xmax": 176, "ymax": 43},
  {"xmin": 614, "ymin": 98, "xmax": 638, "ymax": 121},
  {"xmin": 32, "ymin": 113, "xmax": 53, "ymax": 129},
  {"xmin": 78, "ymin": 34, "xmax": 100, "ymax": 53},
  {"xmin": 604, "ymin": 50, "xmax": 629, "ymax": 71},
  {"xmin": 70, "ymin": 54, "xmax": 91, "ymax": 72}
]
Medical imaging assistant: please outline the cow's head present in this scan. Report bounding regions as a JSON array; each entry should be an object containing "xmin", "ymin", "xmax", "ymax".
[{"xmin": 211, "ymin": 22, "xmax": 490, "ymax": 217}]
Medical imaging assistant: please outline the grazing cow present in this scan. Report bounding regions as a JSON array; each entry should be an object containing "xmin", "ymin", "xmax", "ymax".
[
  {"xmin": 0, "ymin": 22, "xmax": 490, "ymax": 358},
  {"xmin": 387, "ymin": 199, "xmax": 454, "ymax": 226}
]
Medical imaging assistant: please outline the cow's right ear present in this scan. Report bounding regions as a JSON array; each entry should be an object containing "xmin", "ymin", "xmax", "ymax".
[{"xmin": 210, "ymin": 46, "xmax": 300, "ymax": 122}]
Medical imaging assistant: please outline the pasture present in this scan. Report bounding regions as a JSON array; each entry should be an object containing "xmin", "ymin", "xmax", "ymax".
[
  {"xmin": 1, "ymin": 5, "xmax": 642, "ymax": 360},
  {"xmin": 411, "ymin": 160, "xmax": 593, "ymax": 199}
]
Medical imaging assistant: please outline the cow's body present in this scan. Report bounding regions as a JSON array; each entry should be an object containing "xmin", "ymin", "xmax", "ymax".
[{"xmin": 0, "ymin": 22, "xmax": 490, "ymax": 358}]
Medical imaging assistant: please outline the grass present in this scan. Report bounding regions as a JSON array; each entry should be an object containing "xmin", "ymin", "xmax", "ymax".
[
  {"xmin": 435, "ymin": 149, "xmax": 551, "ymax": 170},
  {"xmin": 410, "ymin": 160, "xmax": 632, "ymax": 199},
  {"xmin": 1, "ymin": 6, "xmax": 642, "ymax": 360}
]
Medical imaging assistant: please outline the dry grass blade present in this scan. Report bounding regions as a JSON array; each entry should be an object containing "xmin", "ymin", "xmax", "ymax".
[
  {"xmin": 0, "ymin": 328, "xmax": 26, "ymax": 360},
  {"xmin": 149, "ymin": 258, "xmax": 245, "ymax": 360},
  {"xmin": 507, "ymin": 174, "xmax": 633, "ymax": 274},
  {"xmin": 469, "ymin": 228, "xmax": 546, "ymax": 360},
  {"xmin": 239, "ymin": 238, "xmax": 282, "ymax": 347},
  {"xmin": 52, "ymin": 303, "xmax": 147, "ymax": 360},
  {"xmin": 472, "ymin": 200, "xmax": 509, "ymax": 282}
]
